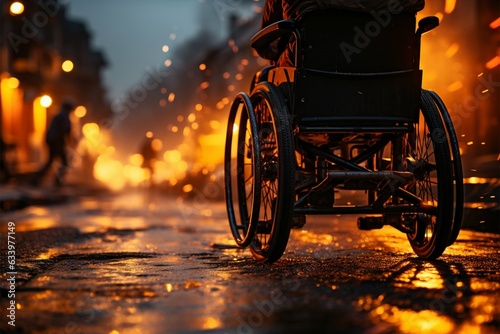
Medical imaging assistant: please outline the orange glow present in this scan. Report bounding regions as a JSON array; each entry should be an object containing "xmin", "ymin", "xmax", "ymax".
[
  {"xmin": 187, "ymin": 113, "xmax": 196, "ymax": 122},
  {"xmin": 168, "ymin": 93, "xmax": 175, "ymax": 102},
  {"xmin": 489, "ymin": 17, "xmax": 500, "ymax": 29},
  {"xmin": 195, "ymin": 103, "xmax": 203, "ymax": 111},
  {"xmin": 1, "ymin": 76, "xmax": 23, "ymax": 140},
  {"xmin": 464, "ymin": 177, "xmax": 491, "ymax": 184},
  {"xmin": 94, "ymin": 154, "xmax": 125, "ymax": 190},
  {"xmin": 182, "ymin": 184, "xmax": 194, "ymax": 193},
  {"xmin": 151, "ymin": 138, "xmax": 162, "ymax": 151},
  {"xmin": 197, "ymin": 133, "xmax": 225, "ymax": 166},
  {"xmin": 82, "ymin": 123, "xmax": 100, "ymax": 139},
  {"xmin": 199, "ymin": 63, "xmax": 207, "ymax": 71},
  {"xmin": 146, "ymin": 131, "xmax": 153, "ymax": 138},
  {"xmin": 7, "ymin": 77, "xmax": 19, "ymax": 88},
  {"xmin": 82, "ymin": 123, "xmax": 104, "ymax": 154},
  {"xmin": 164, "ymin": 150, "xmax": 182, "ymax": 164},
  {"xmin": 434, "ymin": 12, "xmax": 444, "ymax": 23},
  {"xmin": 444, "ymin": 0, "xmax": 456, "ymax": 14},
  {"xmin": 74, "ymin": 106, "xmax": 87, "ymax": 118},
  {"xmin": 32, "ymin": 97, "xmax": 47, "ymax": 144},
  {"xmin": 129, "ymin": 154, "xmax": 144, "ymax": 166},
  {"xmin": 202, "ymin": 317, "xmax": 222, "ymax": 330},
  {"xmin": 445, "ymin": 43, "xmax": 459, "ymax": 58},
  {"xmin": 447, "ymin": 81, "xmax": 463, "ymax": 92},
  {"xmin": 209, "ymin": 120, "xmax": 220, "ymax": 130},
  {"xmin": 485, "ymin": 56, "xmax": 500, "ymax": 69},
  {"xmin": 397, "ymin": 309, "xmax": 454, "ymax": 333},
  {"xmin": 123, "ymin": 165, "xmax": 147, "ymax": 186}
]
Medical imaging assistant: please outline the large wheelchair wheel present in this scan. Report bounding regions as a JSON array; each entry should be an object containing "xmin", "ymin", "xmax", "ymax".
[
  {"xmin": 423, "ymin": 90, "xmax": 464, "ymax": 246},
  {"xmin": 224, "ymin": 93, "xmax": 261, "ymax": 247},
  {"xmin": 249, "ymin": 82, "xmax": 295, "ymax": 263},
  {"xmin": 403, "ymin": 92, "xmax": 454, "ymax": 259}
]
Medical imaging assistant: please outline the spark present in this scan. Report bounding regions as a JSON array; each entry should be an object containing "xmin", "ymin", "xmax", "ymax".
[
  {"xmin": 489, "ymin": 17, "xmax": 500, "ymax": 29},
  {"xmin": 486, "ymin": 56, "xmax": 500, "ymax": 69}
]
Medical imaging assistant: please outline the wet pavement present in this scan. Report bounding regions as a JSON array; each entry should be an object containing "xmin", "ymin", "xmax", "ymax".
[{"xmin": 0, "ymin": 189, "xmax": 499, "ymax": 334}]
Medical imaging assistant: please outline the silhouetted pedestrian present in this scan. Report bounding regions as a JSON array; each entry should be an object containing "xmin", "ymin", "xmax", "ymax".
[
  {"xmin": 139, "ymin": 135, "xmax": 157, "ymax": 187},
  {"xmin": 31, "ymin": 101, "xmax": 75, "ymax": 186}
]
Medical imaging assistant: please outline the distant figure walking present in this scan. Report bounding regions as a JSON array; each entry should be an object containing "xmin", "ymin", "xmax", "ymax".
[
  {"xmin": 31, "ymin": 101, "xmax": 75, "ymax": 186},
  {"xmin": 139, "ymin": 135, "xmax": 157, "ymax": 186}
]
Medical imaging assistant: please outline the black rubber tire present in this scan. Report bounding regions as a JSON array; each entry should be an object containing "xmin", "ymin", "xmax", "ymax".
[
  {"xmin": 248, "ymin": 82, "xmax": 295, "ymax": 263},
  {"xmin": 224, "ymin": 93, "xmax": 261, "ymax": 247},
  {"xmin": 405, "ymin": 92, "xmax": 454, "ymax": 259},
  {"xmin": 424, "ymin": 90, "xmax": 464, "ymax": 246}
]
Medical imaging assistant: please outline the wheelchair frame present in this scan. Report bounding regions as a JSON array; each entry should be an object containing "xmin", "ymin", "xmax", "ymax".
[{"xmin": 224, "ymin": 11, "xmax": 463, "ymax": 263}]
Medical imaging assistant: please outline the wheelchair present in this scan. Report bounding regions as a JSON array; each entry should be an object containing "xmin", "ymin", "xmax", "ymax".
[{"xmin": 224, "ymin": 9, "xmax": 463, "ymax": 263}]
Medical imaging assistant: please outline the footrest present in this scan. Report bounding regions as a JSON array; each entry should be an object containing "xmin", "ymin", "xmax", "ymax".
[{"xmin": 357, "ymin": 216, "xmax": 385, "ymax": 230}]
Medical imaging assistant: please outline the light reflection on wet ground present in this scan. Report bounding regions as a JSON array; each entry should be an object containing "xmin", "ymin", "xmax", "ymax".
[{"xmin": 0, "ymin": 191, "xmax": 499, "ymax": 333}]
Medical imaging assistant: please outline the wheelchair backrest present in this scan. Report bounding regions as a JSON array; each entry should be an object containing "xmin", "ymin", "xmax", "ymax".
[
  {"xmin": 284, "ymin": 10, "xmax": 422, "ymax": 129},
  {"xmin": 299, "ymin": 9, "xmax": 418, "ymax": 72}
]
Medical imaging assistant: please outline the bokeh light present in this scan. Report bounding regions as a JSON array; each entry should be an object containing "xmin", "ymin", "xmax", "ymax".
[
  {"xmin": 9, "ymin": 2, "xmax": 24, "ymax": 15},
  {"xmin": 39, "ymin": 95, "xmax": 52, "ymax": 108}
]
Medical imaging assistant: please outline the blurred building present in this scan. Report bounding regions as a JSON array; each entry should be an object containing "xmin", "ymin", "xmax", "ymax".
[
  {"xmin": 419, "ymin": 0, "xmax": 499, "ymax": 177},
  {"xmin": 0, "ymin": 0, "xmax": 111, "ymax": 173}
]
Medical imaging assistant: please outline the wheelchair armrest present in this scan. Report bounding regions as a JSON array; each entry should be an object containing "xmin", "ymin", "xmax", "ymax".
[{"xmin": 251, "ymin": 20, "xmax": 299, "ymax": 61}]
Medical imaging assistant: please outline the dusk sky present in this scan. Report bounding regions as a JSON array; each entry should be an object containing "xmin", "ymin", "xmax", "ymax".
[{"xmin": 66, "ymin": 0, "xmax": 244, "ymax": 102}]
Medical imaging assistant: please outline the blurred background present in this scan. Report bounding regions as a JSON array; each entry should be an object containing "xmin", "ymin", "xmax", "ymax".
[{"xmin": 0, "ymin": 0, "xmax": 498, "ymax": 230}]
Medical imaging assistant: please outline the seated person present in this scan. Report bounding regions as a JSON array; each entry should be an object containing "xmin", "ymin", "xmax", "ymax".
[{"xmin": 258, "ymin": 0, "xmax": 425, "ymax": 66}]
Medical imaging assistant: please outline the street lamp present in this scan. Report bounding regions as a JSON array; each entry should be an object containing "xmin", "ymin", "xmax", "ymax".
[{"xmin": 9, "ymin": 2, "xmax": 24, "ymax": 15}]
